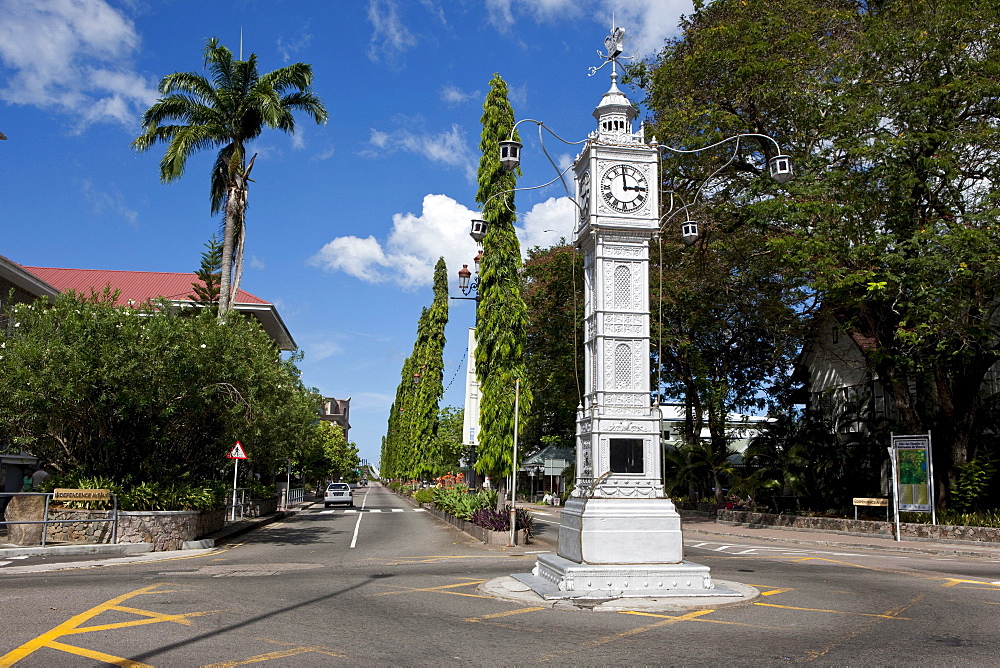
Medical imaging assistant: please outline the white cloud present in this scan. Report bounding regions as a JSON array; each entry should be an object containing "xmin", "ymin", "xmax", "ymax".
[
  {"xmin": 309, "ymin": 193, "xmax": 577, "ymax": 290},
  {"xmin": 250, "ymin": 256, "xmax": 266, "ymax": 270},
  {"xmin": 277, "ymin": 23, "xmax": 313, "ymax": 63},
  {"xmin": 0, "ymin": 0, "xmax": 157, "ymax": 129},
  {"xmin": 76, "ymin": 178, "xmax": 139, "ymax": 226},
  {"xmin": 441, "ymin": 84, "xmax": 480, "ymax": 106},
  {"xmin": 367, "ymin": 0, "xmax": 418, "ymax": 67},
  {"xmin": 517, "ymin": 196, "xmax": 576, "ymax": 249},
  {"xmin": 485, "ymin": 0, "xmax": 688, "ymax": 59},
  {"xmin": 304, "ymin": 338, "xmax": 344, "ymax": 363},
  {"xmin": 365, "ymin": 122, "xmax": 477, "ymax": 181}
]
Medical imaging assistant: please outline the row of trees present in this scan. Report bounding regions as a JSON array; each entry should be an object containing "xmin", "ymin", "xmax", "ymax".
[
  {"xmin": 381, "ymin": 75, "xmax": 534, "ymax": 500},
  {"xmin": 381, "ymin": 259, "xmax": 452, "ymax": 479}
]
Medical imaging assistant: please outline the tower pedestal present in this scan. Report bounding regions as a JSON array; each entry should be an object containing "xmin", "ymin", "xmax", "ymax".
[
  {"xmin": 557, "ymin": 497, "xmax": 683, "ymax": 564},
  {"xmin": 513, "ymin": 496, "xmax": 735, "ymax": 599}
]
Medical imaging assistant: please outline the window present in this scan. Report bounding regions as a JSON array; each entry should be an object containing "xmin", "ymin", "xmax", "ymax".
[{"xmin": 609, "ymin": 438, "xmax": 643, "ymax": 473}]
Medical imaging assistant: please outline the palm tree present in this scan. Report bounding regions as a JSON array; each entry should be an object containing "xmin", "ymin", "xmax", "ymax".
[{"xmin": 132, "ymin": 37, "xmax": 328, "ymax": 319}]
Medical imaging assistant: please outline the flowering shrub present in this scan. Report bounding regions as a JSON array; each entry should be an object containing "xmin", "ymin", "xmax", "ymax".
[{"xmin": 433, "ymin": 472, "xmax": 465, "ymax": 487}]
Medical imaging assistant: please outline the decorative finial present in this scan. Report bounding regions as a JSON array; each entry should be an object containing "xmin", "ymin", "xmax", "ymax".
[{"xmin": 588, "ymin": 23, "xmax": 631, "ymax": 76}]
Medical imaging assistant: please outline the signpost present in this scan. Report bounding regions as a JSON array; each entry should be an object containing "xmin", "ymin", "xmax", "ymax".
[
  {"xmin": 227, "ymin": 441, "xmax": 247, "ymax": 521},
  {"xmin": 889, "ymin": 432, "xmax": 936, "ymax": 539}
]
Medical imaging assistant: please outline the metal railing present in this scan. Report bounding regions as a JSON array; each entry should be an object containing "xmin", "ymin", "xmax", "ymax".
[
  {"xmin": 279, "ymin": 487, "xmax": 305, "ymax": 510},
  {"xmin": 0, "ymin": 492, "xmax": 119, "ymax": 547},
  {"xmin": 226, "ymin": 488, "xmax": 251, "ymax": 521}
]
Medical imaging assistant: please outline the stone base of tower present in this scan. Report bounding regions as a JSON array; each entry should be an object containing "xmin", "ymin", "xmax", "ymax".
[
  {"xmin": 556, "ymin": 497, "xmax": 684, "ymax": 564},
  {"xmin": 511, "ymin": 497, "xmax": 735, "ymax": 600}
]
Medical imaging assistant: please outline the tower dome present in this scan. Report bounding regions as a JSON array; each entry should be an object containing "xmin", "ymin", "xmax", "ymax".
[{"xmin": 593, "ymin": 71, "xmax": 638, "ymax": 144}]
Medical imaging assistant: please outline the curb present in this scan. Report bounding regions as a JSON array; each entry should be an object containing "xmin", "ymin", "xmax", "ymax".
[
  {"xmin": 683, "ymin": 526, "xmax": 1000, "ymax": 560},
  {"xmin": 0, "ymin": 542, "xmax": 153, "ymax": 559},
  {"xmin": 0, "ymin": 510, "xmax": 299, "ymax": 558}
]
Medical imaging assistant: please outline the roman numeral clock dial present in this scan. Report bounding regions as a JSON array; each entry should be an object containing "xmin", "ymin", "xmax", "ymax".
[{"xmin": 600, "ymin": 164, "xmax": 648, "ymax": 214}]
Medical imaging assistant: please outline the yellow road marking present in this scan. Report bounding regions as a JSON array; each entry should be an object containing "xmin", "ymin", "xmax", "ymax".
[
  {"xmin": 941, "ymin": 577, "xmax": 1000, "ymax": 589},
  {"xmin": 0, "ymin": 583, "xmax": 219, "ymax": 667},
  {"xmin": 754, "ymin": 602, "xmax": 910, "ymax": 620},
  {"xmin": 805, "ymin": 593, "xmax": 925, "ymax": 662},
  {"xmin": 465, "ymin": 606, "xmax": 546, "ymax": 622},
  {"xmin": 746, "ymin": 586, "xmax": 793, "ymax": 596},
  {"xmin": 201, "ymin": 645, "xmax": 347, "ymax": 667},
  {"xmin": 373, "ymin": 579, "xmax": 490, "ymax": 599},
  {"xmin": 619, "ymin": 610, "xmax": 768, "ymax": 628},
  {"xmin": 539, "ymin": 609, "xmax": 713, "ymax": 663}
]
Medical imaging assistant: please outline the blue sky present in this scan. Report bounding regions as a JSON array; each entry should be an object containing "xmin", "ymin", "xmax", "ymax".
[{"xmin": 0, "ymin": 0, "xmax": 692, "ymax": 466}]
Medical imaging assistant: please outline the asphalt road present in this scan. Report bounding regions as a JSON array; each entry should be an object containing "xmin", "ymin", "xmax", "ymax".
[{"xmin": 2, "ymin": 483, "xmax": 999, "ymax": 666}]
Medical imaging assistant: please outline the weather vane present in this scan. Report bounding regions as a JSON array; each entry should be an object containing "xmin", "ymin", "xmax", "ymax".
[{"xmin": 588, "ymin": 23, "xmax": 631, "ymax": 76}]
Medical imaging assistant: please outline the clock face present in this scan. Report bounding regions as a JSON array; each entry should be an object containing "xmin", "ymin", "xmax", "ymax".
[
  {"xmin": 577, "ymin": 171, "xmax": 591, "ymax": 220},
  {"xmin": 600, "ymin": 164, "xmax": 648, "ymax": 214}
]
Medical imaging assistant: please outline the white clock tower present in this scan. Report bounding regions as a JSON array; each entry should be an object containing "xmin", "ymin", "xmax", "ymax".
[{"xmin": 521, "ymin": 29, "xmax": 729, "ymax": 599}]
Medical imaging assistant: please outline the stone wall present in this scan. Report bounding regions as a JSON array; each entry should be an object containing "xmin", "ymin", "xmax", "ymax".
[
  {"xmin": 41, "ymin": 507, "xmax": 228, "ymax": 551},
  {"xmin": 717, "ymin": 509, "xmax": 1000, "ymax": 543}
]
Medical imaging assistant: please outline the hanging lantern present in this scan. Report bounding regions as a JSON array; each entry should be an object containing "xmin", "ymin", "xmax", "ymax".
[
  {"xmin": 499, "ymin": 140, "xmax": 522, "ymax": 171},
  {"xmin": 681, "ymin": 221, "xmax": 698, "ymax": 245},
  {"xmin": 458, "ymin": 264, "xmax": 472, "ymax": 291},
  {"xmin": 473, "ymin": 250, "xmax": 483, "ymax": 273},
  {"xmin": 769, "ymin": 154, "xmax": 793, "ymax": 184},
  {"xmin": 470, "ymin": 219, "xmax": 488, "ymax": 242}
]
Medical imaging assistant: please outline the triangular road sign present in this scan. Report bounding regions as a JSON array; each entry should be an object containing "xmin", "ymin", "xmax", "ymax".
[{"xmin": 228, "ymin": 442, "xmax": 247, "ymax": 459}]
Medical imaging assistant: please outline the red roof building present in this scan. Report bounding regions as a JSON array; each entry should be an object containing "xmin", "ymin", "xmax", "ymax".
[{"xmin": 0, "ymin": 256, "xmax": 294, "ymax": 350}]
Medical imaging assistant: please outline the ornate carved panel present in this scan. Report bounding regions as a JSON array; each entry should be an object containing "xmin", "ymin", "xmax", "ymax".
[{"xmin": 604, "ymin": 313, "xmax": 643, "ymax": 335}]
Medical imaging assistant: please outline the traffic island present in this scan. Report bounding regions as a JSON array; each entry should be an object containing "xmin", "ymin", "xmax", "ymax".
[{"xmin": 482, "ymin": 575, "xmax": 758, "ymax": 611}]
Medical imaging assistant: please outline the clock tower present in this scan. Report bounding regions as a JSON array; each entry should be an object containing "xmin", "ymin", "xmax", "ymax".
[{"xmin": 520, "ymin": 29, "xmax": 729, "ymax": 599}]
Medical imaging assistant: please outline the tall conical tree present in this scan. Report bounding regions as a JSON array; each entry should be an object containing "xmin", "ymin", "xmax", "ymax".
[
  {"xmin": 381, "ymin": 257, "xmax": 450, "ymax": 480},
  {"xmin": 474, "ymin": 74, "xmax": 532, "ymax": 499},
  {"xmin": 189, "ymin": 234, "xmax": 223, "ymax": 310}
]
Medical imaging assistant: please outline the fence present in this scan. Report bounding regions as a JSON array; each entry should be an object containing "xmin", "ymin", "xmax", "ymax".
[
  {"xmin": 0, "ymin": 492, "xmax": 118, "ymax": 547},
  {"xmin": 279, "ymin": 487, "xmax": 305, "ymax": 510}
]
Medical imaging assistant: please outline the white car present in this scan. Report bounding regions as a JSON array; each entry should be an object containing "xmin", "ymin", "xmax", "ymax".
[{"xmin": 324, "ymin": 483, "xmax": 354, "ymax": 508}]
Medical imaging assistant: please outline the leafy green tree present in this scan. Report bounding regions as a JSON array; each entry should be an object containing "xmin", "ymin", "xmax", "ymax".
[
  {"xmin": 522, "ymin": 243, "xmax": 583, "ymax": 452},
  {"xmin": 132, "ymin": 37, "xmax": 328, "ymax": 320},
  {"xmin": 381, "ymin": 258, "xmax": 449, "ymax": 479},
  {"xmin": 474, "ymin": 73, "xmax": 532, "ymax": 500},
  {"xmin": 299, "ymin": 421, "xmax": 360, "ymax": 484},
  {"xmin": 189, "ymin": 233, "xmax": 223, "ymax": 309},
  {"xmin": 0, "ymin": 291, "xmax": 319, "ymax": 483},
  {"xmin": 432, "ymin": 406, "xmax": 465, "ymax": 474},
  {"xmin": 649, "ymin": 228, "xmax": 809, "ymax": 452},
  {"xmin": 645, "ymin": 0, "xmax": 1000, "ymax": 507}
]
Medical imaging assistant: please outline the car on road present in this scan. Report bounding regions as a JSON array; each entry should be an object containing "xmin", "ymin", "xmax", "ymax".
[{"xmin": 324, "ymin": 483, "xmax": 354, "ymax": 508}]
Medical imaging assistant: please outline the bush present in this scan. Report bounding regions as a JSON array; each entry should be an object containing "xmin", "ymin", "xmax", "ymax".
[
  {"xmin": 470, "ymin": 505, "xmax": 535, "ymax": 537},
  {"xmin": 412, "ymin": 488, "xmax": 434, "ymax": 504},
  {"xmin": 432, "ymin": 485, "xmax": 497, "ymax": 520},
  {"xmin": 43, "ymin": 472, "xmax": 227, "ymax": 511}
]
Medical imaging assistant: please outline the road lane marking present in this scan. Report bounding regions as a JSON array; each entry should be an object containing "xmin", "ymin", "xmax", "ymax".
[
  {"xmin": 754, "ymin": 602, "xmax": 910, "ymax": 620},
  {"xmin": 0, "ymin": 583, "xmax": 219, "ymax": 667},
  {"xmin": 413, "ymin": 508, "xmax": 427, "ymax": 512},
  {"xmin": 539, "ymin": 610, "xmax": 714, "ymax": 663},
  {"xmin": 202, "ymin": 645, "xmax": 347, "ymax": 667},
  {"xmin": 465, "ymin": 606, "xmax": 546, "ymax": 622},
  {"xmin": 391, "ymin": 508, "xmax": 404, "ymax": 512},
  {"xmin": 804, "ymin": 593, "xmax": 925, "ymax": 662},
  {"xmin": 349, "ymin": 488, "xmax": 371, "ymax": 548},
  {"xmin": 373, "ymin": 579, "xmax": 490, "ymax": 599}
]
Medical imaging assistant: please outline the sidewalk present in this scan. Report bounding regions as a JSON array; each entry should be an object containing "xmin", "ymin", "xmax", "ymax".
[{"xmin": 521, "ymin": 504, "xmax": 1000, "ymax": 560}]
